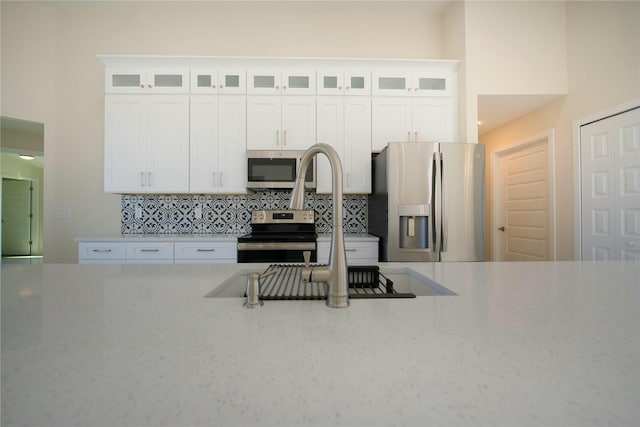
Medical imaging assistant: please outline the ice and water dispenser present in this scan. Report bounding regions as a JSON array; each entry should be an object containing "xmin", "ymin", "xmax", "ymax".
[{"xmin": 398, "ymin": 204, "xmax": 430, "ymax": 250}]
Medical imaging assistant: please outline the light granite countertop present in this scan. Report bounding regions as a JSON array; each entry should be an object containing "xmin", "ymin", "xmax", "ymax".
[{"xmin": 1, "ymin": 261, "xmax": 639, "ymax": 426}]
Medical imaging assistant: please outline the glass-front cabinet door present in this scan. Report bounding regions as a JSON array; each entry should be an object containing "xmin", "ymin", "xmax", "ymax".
[
  {"xmin": 247, "ymin": 70, "xmax": 282, "ymax": 95},
  {"xmin": 190, "ymin": 69, "xmax": 246, "ymax": 94},
  {"xmin": 372, "ymin": 70, "xmax": 411, "ymax": 96},
  {"xmin": 373, "ymin": 70, "xmax": 452, "ymax": 97},
  {"xmin": 106, "ymin": 68, "xmax": 189, "ymax": 94},
  {"xmin": 247, "ymin": 69, "xmax": 314, "ymax": 95},
  {"xmin": 317, "ymin": 69, "xmax": 370, "ymax": 96}
]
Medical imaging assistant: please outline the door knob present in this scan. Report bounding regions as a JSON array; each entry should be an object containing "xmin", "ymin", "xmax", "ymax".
[{"xmin": 498, "ymin": 226, "xmax": 505, "ymax": 232}]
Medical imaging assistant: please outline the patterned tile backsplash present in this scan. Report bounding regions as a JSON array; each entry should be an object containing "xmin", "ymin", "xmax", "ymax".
[{"xmin": 121, "ymin": 191, "xmax": 367, "ymax": 235}]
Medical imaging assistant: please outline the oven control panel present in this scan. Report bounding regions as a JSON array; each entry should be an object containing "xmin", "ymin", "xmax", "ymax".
[{"xmin": 251, "ymin": 210, "xmax": 315, "ymax": 224}]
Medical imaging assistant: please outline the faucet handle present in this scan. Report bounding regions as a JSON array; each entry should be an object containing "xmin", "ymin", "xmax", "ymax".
[{"xmin": 303, "ymin": 250, "xmax": 311, "ymax": 267}]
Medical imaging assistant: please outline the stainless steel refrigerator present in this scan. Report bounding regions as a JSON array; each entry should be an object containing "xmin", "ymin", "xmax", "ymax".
[{"xmin": 368, "ymin": 142, "xmax": 485, "ymax": 262}]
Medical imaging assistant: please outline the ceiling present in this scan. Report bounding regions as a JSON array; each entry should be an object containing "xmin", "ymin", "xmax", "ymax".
[
  {"xmin": 1, "ymin": 116, "xmax": 45, "ymax": 170},
  {"xmin": 477, "ymin": 94, "xmax": 564, "ymax": 136}
]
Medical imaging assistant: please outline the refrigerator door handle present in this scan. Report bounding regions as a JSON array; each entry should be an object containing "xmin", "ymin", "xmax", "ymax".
[
  {"xmin": 433, "ymin": 152, "xmax": 442, "ymax": 253},
  {"xmin": 441, "ymin": 152, "xmax": 447, "ymax": 252}
]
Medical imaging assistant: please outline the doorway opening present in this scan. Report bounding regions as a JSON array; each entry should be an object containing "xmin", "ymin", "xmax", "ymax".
[{"xmin": 1, "ymin": 116, "xmax": 44, "ymax": 264}]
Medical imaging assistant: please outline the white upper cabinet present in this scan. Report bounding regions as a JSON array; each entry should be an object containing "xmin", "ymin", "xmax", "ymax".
[
  {"xmin": 317, "ymin": 69, "xmax": 371, "ymax": 96},
  {"xmin": 105, "ymin": 95, "xmax": 190, "ymax": 193},
  {"xmin": 100, "ymin": 56, "xmax": 458, "ymax": 194},
  {"xmin": 316, "ymin": 96, "xmax": 371, "ymax": 193},
  {"xmin": 106, "ymin": 68, "xmax": 189, "ymax": 94},
  {"xmin": 247, "ymin": 69, "xmax": 315, "ymax": 95},
  {"xmin": 190, "ymin": 95, "xmax": 247, "ymax": 193},
  {"xmin": 247, "ymin": 95, "xmax": 316, "ymax": 150},
  {"xmin": 373, "ymin": 70, "xmax": 452, "ymax": 97},
  {"xmin": 190, "ymin": 68, "xmax": 246, "ymax": 94},
  {"xmin": 371, "ymin": 97, "xmax": 455, "ymax": 151}
]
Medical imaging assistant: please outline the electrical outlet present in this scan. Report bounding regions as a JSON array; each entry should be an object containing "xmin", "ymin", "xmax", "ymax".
[
  {"xmin": 135, "ymin": 207, "xmax": 143, "ymax": 219},
  {"xmin": 194, "ymin": 206, "xmax": 202, "ymax": 219}
]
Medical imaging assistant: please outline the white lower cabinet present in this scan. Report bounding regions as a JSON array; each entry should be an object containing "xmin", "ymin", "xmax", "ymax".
[
  {"xmin": 78, "ymin": 240, "xmax": 237, "ymax": 264},
  {"xmin": 174, "ymin": 242, "xmax": 237, "ymax": 264},
  {"xmin": 78, "ymin": 242, "xmax": 127, "ymax": 264},
  {"xmin": 126, "ymin": 242, "xmax": 174, "ymax": 264},
  {"xmin": 316, "ymin": 239, "xmax": 378, "ymax": 265}
]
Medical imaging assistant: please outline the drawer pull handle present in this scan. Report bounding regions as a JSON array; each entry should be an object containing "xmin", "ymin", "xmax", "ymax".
[
  {"xmin": 92, "ymin": 249, "xmax": 112, "ymax": 253},
  {"xmin": 140, "ymin": 249, "xmax": 160, "ymax": 252},
  {"xmin": 345, "ymin": 249, "xmax": 357, "ymax": 252},
  {"xmin": 197, "ymin": 249, "xmax": 216, "ymax": 252}
]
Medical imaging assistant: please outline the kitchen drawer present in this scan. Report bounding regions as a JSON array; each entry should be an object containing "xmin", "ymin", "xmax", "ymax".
[
  {"xmin": 174, "ymin": 242, "xmax": 237, "ymax": 262},
  {"xmin": 344, "ymin": 241, "xmax": 378, "ymax": 260},
  {"xmin": 317, "ymin": 240, "xmax": 378, "ymax": 265},
  {"xmin": 125, "ymin": 242, "xmax": 174, "ymax": 261},
  {"xmin": 79, "ymin": 242, "xmax": 126, "ymax": 261}
]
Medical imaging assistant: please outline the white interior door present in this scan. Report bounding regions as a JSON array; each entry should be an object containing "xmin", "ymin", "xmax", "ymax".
[
  {"xmin": 2, "ymin": 178, "xmax": 32, "ymax": 256},
  {"xmin": 580, "ymin": 107, "xmax": 640, "ymax": 261},
  {"xmin": 495, "ymin": 138, "xmax": 553, "ymax": 261}
]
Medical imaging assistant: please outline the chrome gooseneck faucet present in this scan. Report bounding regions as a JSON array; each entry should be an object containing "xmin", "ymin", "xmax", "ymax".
[{"xmin": 290, "ymin": 144, "xmax": 349, "ymax": 308}]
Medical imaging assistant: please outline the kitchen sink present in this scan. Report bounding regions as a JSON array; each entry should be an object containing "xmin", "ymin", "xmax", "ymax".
[{"xmin": 205, "ymin": 265, "xmax": 456, "ymax": 299}]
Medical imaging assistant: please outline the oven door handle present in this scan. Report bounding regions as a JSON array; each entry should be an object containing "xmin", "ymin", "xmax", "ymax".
[{"xmin": 237, "ymin": 242, "xmax": 317, "ymax": 251}]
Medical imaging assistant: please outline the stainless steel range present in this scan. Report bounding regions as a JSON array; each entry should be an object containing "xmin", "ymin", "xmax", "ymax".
[{"xmin": 237, "ymin": 210, "xmax": 317, "ymax": 263}]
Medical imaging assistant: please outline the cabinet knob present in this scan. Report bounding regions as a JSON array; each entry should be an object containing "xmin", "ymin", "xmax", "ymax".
[
  {"xmin": 414, "ymin": 88, "xmax": 419, "ymax": 92},
  {"xmin": 338, "ymin": 86, "xmax": 342, "ymax": 90},
  {"xmin": 220, "ymin": 85, "xmax": 224, "ymax": 89},
  {"xmin": 147, "ymin": 84, "xmax": 152, "ymax": 88},
  {"xmin": 140, "ymin": 84, "xmax": 145, "ymax": 88},
  {"xmin": 407, "ymin": 88, "xmax": 411, "ymax": 91},
  {"xmin": 275, "ymin": 85, "xmax": 279, "ymax": 89},
  {"xmin": 211, "ymin": 84, "xmax": 216, "ymax": 88},
  {"xmin": 283, "ymin": 86, "xmax": 287, "ymax": 90}
]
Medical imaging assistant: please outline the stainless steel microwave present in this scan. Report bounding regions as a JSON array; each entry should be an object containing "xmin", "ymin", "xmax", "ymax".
[{"xmin": 246, "ymin": 150, "xmax": 316, "ymax": 190}]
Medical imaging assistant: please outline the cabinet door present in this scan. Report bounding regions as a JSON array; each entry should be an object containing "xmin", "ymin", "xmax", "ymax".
[
  {"xmin": 147, "ymin": 69, "xmax": 189, "ymax": 94},
  {"xmin": 247, "ymin": 70, "xmax": 282, "ymax": 94},
  {"xmin": 412, "ymin": 73, "xmax": 452, "ymax": 97},
  {"xmin": 412, "ymin": 97, "xmax": 455, "ymax": 142},
  {"xmin": 372, "ymin": 70, "xmax": 411, "ymax": 96},
  {"xmin": 104, "ymin": 95, "xmax": 147, "ymax": 192},
  {"xmin": 371, "ymin": 97, "xmax": 412, "ymax": 151},
  {"xmin": 247, "ymin": 96, "xmax": 282, "ymax": 150},
  {"xmin": 217, "ymin": 95, "xmax": 247, "ymax": 193},
  {"xmin": 344, "ymin": 70, "xmax": 371, "ymax": 96},
  {"xmin": 190, "ymin": 96, "xmax": 219, "ymax": 192},
  {"xmin": 317, "ymin": 69, "xmax": 344, "ymax": 96},
  {"xmin": 146, "ymin": 96, "xmax": 190, "ymax": 192},
  {"xmin": 191, "ymin": 69, "xmax": 219, "ymax": 94},
  {"xmin": 282, "ymin": 70, "xmax": 315, "ymax": 95},
  {"xmin": 343, "ymin": 97, "xmax": 372, "ymax": 193},
  {"xmin": 316, "ymin": 96, "xmax": 345, "ymax": 193},
  {"xmin": 281, "ymin": 96, "xmax": 316, "ymax": 150},
  {"xmin": 219, "ymin": 69, "xmax": 246, "ymax": 94},
  {"xmin": 106, "ymin": 68, "xmax": 146, "ymax": 94}
]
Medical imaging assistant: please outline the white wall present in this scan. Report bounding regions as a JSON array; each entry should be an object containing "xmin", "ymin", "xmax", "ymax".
[
  {"xmin": 465, "ymin": 0, "xmax": 568, "ymax": 143},
  {"xmin": 1, "ymin": 1, "xmax": 447, "ymax": 262},
  {"xmin": 480, "ymin": 0, "xmax": 640, "ymax": 260}
]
